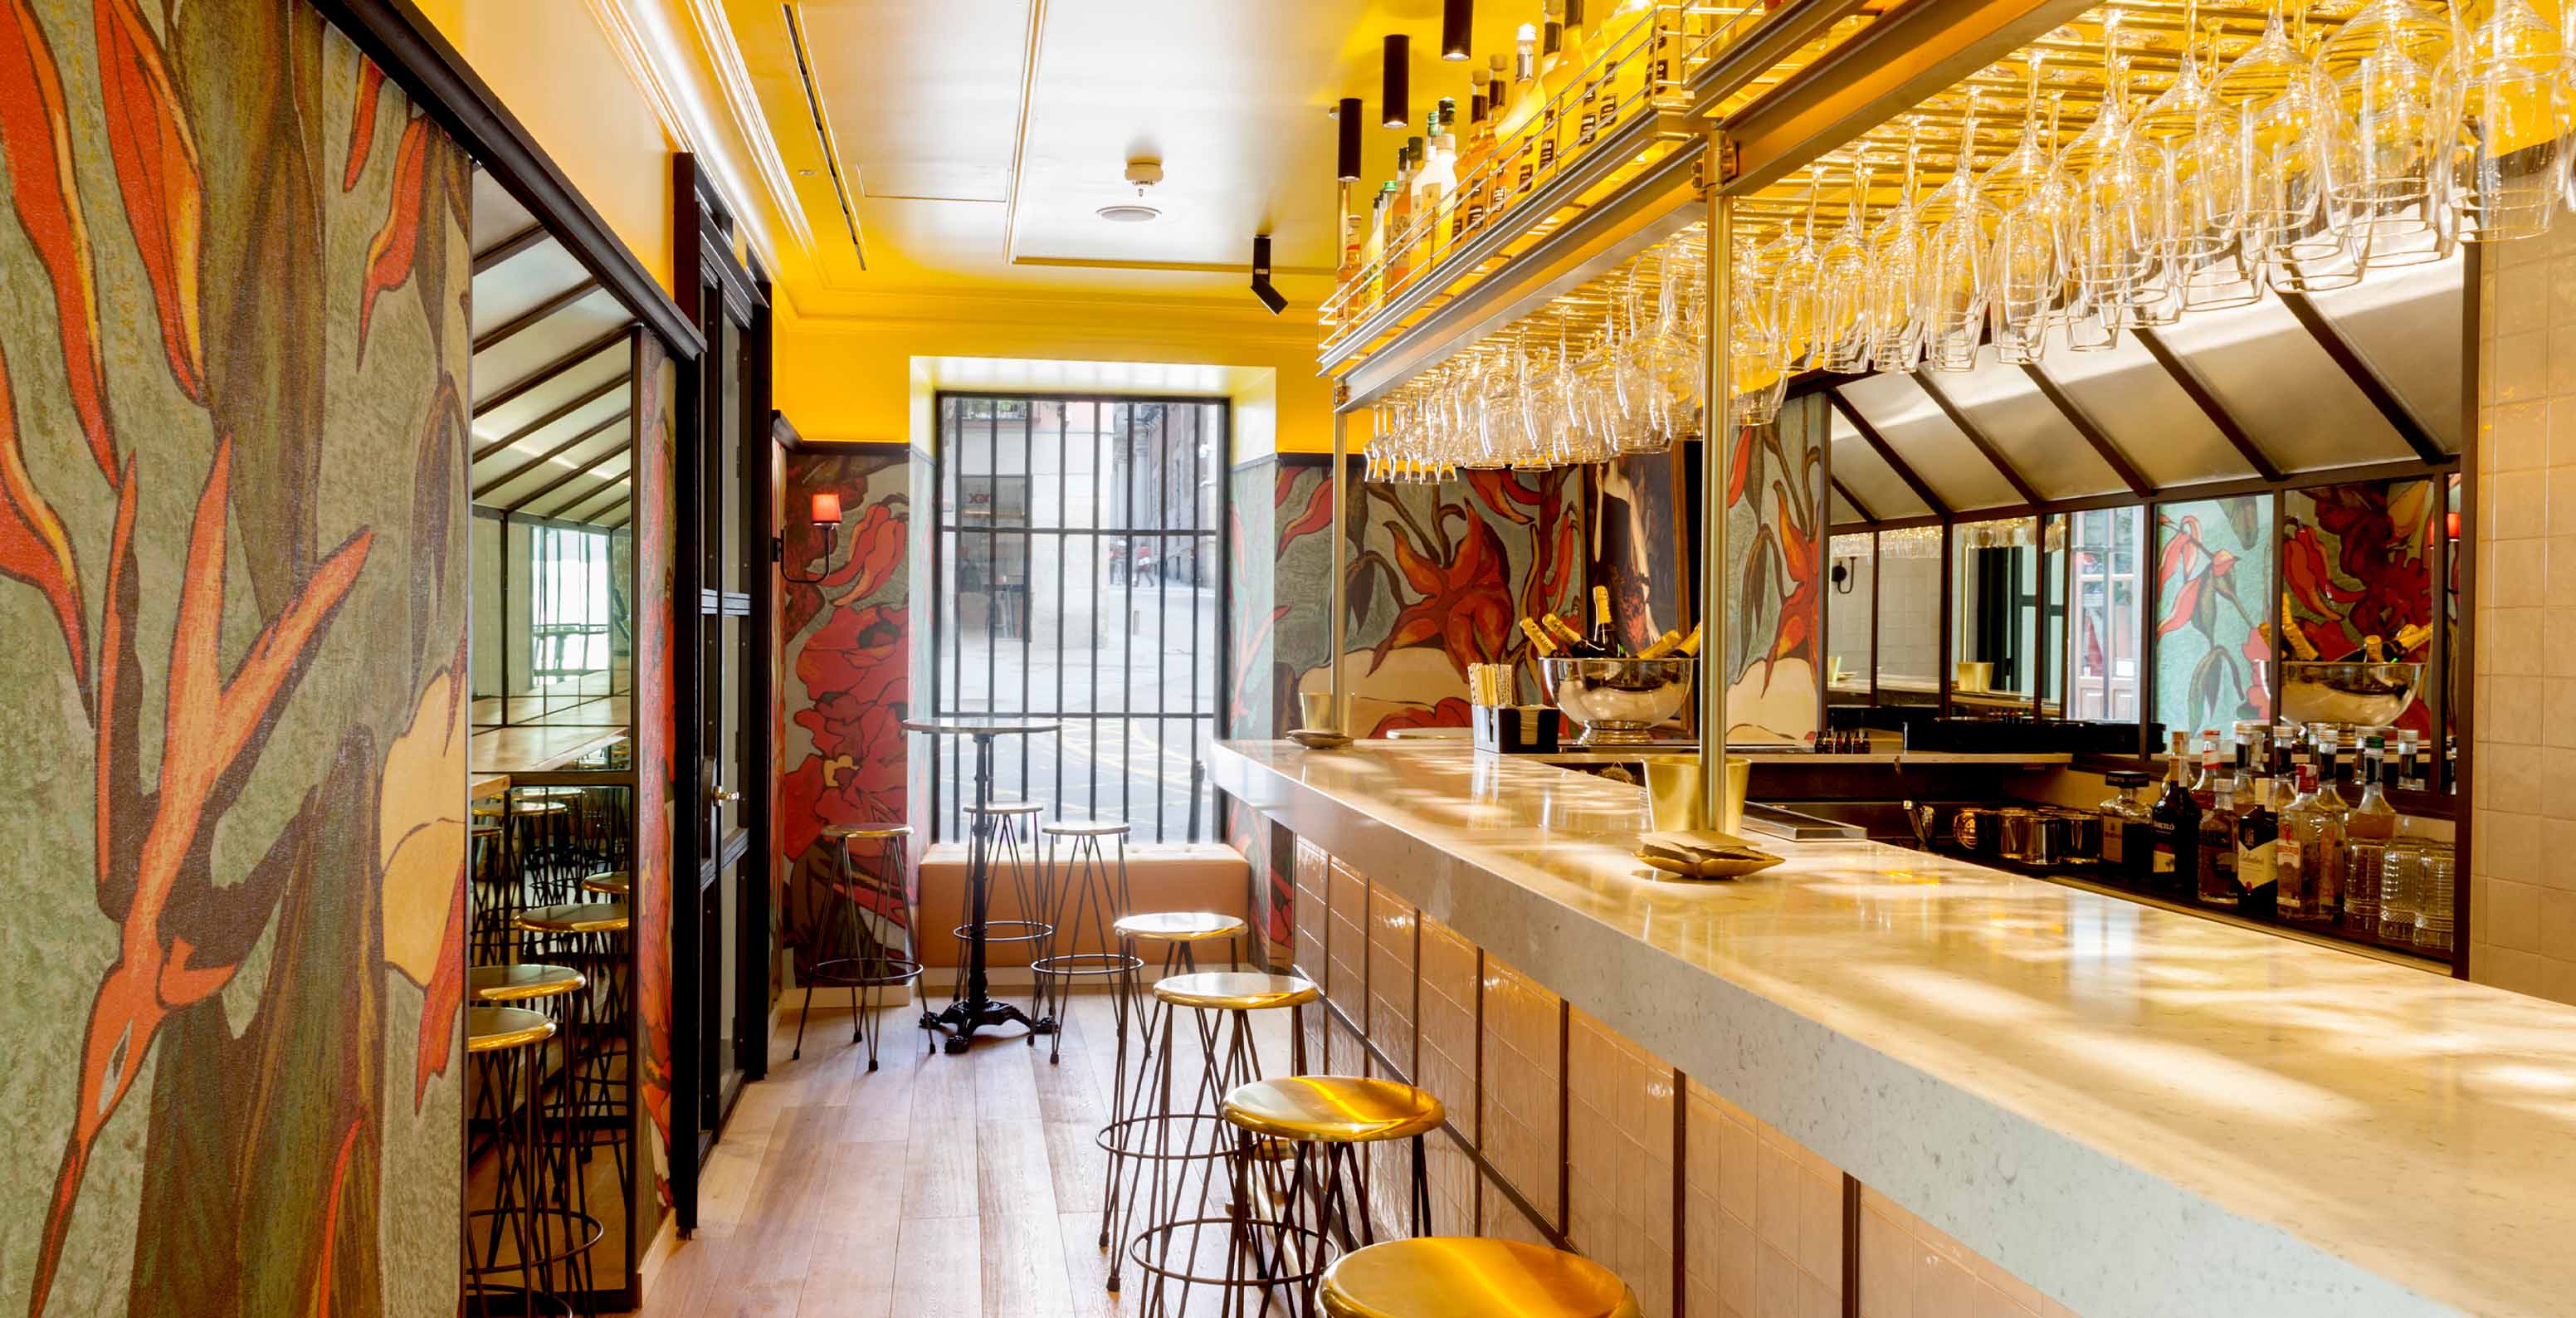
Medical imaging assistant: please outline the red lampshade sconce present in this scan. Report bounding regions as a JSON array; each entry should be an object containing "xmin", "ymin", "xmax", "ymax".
[{"xmin": 777, "ymin": 491, "xmax": 842, "ymax": 584}]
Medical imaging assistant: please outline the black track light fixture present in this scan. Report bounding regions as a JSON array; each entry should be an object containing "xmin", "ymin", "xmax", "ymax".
[
  {"xmin": 1336, "ymin": 98, "xmax": 1363, "ymax": 181},
  {"xmin": 1250, "ymin": 235, "xmax": 1286, "ymax": 315},
  {"xmin": 1382, "ymin": 34, "xmax": 1409, "ymax": 128},
  {"xmin": 1442, "ymin": 0, "xmax": 1473, "ymax": 60}
]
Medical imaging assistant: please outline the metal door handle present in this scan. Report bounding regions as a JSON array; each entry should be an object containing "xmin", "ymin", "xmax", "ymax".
[{"xmin": 710, "ymin": 785, "xmax": 741, "ymax": 805}]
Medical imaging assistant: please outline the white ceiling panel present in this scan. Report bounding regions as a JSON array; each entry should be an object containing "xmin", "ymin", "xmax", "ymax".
[
  {"xmin": 2300, "ymin": 254, "xmax": 2465, "ymax": 453},
  {"xmin": 2151, "ymin": 295, "xmax": 2416, "ymax": 475},
  {"xmin": 1826, "ymin": 405, "xmax": 1932, "ymax": 521},
  {"xmin": 2037, "ymin": 326, "xmax": 2251, "ymax": 489},
  {"xmin": 473, "ymin": 289, "xmax": 632, "ymax": 388},
  {"xmin": 1839, "ymin": 372, "xmax": 2025, "ymax": 513},
  {"xmin": 1924, "ymin": 347, "xmax": 2125, "ymax": 502}
]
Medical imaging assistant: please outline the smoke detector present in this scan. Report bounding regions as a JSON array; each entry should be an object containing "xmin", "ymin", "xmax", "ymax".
[{"xmin": 1099, "ymin": 158, "xmax": 1164, "ymax": 222}]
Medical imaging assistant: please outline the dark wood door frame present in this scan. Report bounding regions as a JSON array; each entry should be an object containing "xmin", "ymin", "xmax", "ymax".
[{"xmin": 667, "ymin": 153, "xmax": 773, "ymax": 1234}]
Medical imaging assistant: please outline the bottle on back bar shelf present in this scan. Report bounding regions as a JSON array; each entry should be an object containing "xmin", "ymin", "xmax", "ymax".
[
  {"xmin": 1589, "ymin": 584, "xmax": 1620, "ymax": 655},
  {"xmin": 2099, "ymin": 771, "xmax": 2149, "ymax": 881},
  {"xmin": 2395, "ymin": 732, "xmax": 2423, "ymax": 792},
  {"xmin": 2197, "ymin": 769, "xmax": 2242, "ymax": 906},
  {"xmin": 2193, "ymin": 731, "xmax": 2222, "ymax": 808},
  {"xmin": 2279, "ymin": 766, "xmax": 2342, "ymax": 924},
  {"xmin": 2235, "ymin": 776, "xmax": 2281, "ymax": 917},
  {"xmin": 2149, "ymin": 731, "xmax": 2201, "ymax": 896}
]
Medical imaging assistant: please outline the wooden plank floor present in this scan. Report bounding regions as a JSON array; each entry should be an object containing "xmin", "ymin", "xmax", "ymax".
[{"xmin": 636, "ymin": 992, "xmax": 1294, "ymax": 1318}]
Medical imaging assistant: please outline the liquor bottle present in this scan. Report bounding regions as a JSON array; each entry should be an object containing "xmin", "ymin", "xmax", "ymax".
[
  {"xmin": 1534, "ymin": 8, "xmax": 1573, "ymax": 178},
  {"xmin": 1495, "ymin": 24, "xmax": 1544, "ymax": 200},
  {"xmin": 1453, "ymin": 92, "xmax": 1493, "ymax": 242},
  {"xmin": 2394, "ymin": 732, "xmax": 2422, "ymax": 792},
  {"xmin": 2234, "ymin": 777, "xmax": 2280, "ymax": 916},
  {"xmin": 1598, "ymin": 0, "xmax": 1666, "ymax": 135},
  {"xmin": 1588, "ymin": 584, "xmax": 1620, "ymax": 654},
  {"xmin": 2278, "ymin": 767, "xmax": 2342, "ymax": 924},
  {"xmin": 2149, "ymin": 731, "xmax": 2201, "ymax": 896},
  {"xmin": 2196, "ymin": 771, "xmax": 2241, "ymax": 907},
  {"xmin": 1388, "ymin": 139, "xmax": 1422, "ymax": 286},
  {"xmin": 1361, "ymin": 183, "xmax": 1393, "ymax": 307},
  {"xmin": 2098, "ymin": 770, "xmax": 2149, "ymax": 881},
  {"xmin": 2349, "ymin": 746, "xmax": 2400, "ymax": 839},
  {"xmin": 1518, "ymin": 617, "xmax": 1564, "ymax": 657},
  {"xmin": 1554, "ymin": 0, "xmax": 1600, "ymax": 159},
  {"xmin": 1417, "ymin": 100, "xmax": 1458, "ymax": 273},
  {"xmin": 1674, "ymin": 621, "xmax": 1703, "ymax": 656},
  {"xmin": 2192, "ymin": 731, "xmax": 2221, "ymax": 808},
  {"xmin": 2315, "ymin": 729, "xmax": 2344, "ymax": 802}
]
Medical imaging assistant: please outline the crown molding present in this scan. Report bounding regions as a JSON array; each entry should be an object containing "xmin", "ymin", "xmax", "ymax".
[
  {"xmin": 784, "ymin": 286, "xmax": 1320, "ymax": 345},
  {"xmin": 579, "ymin": 0, "xmax": 793, "ymax": 274}
]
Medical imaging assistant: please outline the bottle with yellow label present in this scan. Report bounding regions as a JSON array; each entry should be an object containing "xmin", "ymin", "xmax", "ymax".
[
  {"xmin": 1534, "ymin": 7, "xmax": 1578, "ymax": 180},
  {"xmin": 1494, "ymin": 23, "xmax": 1544, "ymax": 205},
  {"xmin": 1415, "ymin": 99, "xmax": 1457, "ymax": 275},
  {"xmin": 1596, "ymin": 0, "xmax": 1666, "ymax": 137},
  {"xmin": 1452, "ymin": 92, "xmax": 1493, "ymax": 244}
]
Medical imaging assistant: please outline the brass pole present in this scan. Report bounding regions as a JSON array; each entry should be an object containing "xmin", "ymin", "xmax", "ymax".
[
  {"xmin": 1700, "ymin": 145, "xmax": 1732, "ymax": 827},
  {"xmin": 1330, "ymin": 402, "xmax": 1349, "ymax": 734}
]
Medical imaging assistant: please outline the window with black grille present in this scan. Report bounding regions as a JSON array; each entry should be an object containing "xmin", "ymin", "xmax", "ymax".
[{"xmin": 929, "ymin": 394, "xmax": 1228, "ymax": 842}]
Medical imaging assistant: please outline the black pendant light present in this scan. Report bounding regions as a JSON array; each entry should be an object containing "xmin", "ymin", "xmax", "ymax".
[
  {"xmin": 1382, "ymin": 33, "xmax": 1410, "ymax": 128},
  {"xmin": 1335, "ymin": 98, "xmax": 1364, "ymax": 182},
  {"xmin": 1442, "ymin": 0, "xmax": 1473, "ymax": 60}
]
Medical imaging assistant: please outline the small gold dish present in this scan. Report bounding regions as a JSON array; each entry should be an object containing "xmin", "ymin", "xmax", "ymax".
[
  {"xmin": 1287, "ymin": 728, "xmax": 1354, "ymax": 750},
  {"xmin": 1635, "ymin": 831, "xmax": 1783, "ymax": 881}
]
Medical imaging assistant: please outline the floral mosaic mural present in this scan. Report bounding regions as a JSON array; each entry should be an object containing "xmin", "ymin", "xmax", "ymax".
[
  {"xmin": 0, "ymin": 5, "xmax": 470, "ymax": 1314},
  {"xmin": 779, "ymin": 445, "xmax": 912, "ymax": 974},
  {"xmin": 2156, "ymin": 495, "xmax": 2276, "ymax": 735},
  {"xmin": 1271, "ymin": 458, "xmax": 1584, "ymax": 737},
  {"xmin": 632, "ymin": 334, "xmax": 676, "ymax": 1228},
  {"xmin": 1716, "ymin": 395, "xmax": 1825, "ymax": 745}
]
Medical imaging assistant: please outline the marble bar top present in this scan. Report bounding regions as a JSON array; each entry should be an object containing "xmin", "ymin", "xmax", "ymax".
[{"xmin": 1210, "ymin": 740, "xmax": 2576, "ymax": 1318}]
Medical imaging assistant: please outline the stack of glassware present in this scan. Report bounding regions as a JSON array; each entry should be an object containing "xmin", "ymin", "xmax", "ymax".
[{"xmin": 1723, "ymin": 0, "xmax": 2569, "ymax": 422}]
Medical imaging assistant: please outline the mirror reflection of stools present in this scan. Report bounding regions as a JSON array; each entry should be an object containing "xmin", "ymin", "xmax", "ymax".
[
  {"xmin": 1032, "ymin": 818, "xmax": 1141, "ymax": 1062},
  {"xmin": 799, "ymin": 823, "xmax": 925, "ymax": 1069},
  {"xmin": 466, "ymin": 1005, "xmax": 599, "ymax": 1317},
  {"xmin": 578, "ymin": 869, "xmax": 628, "ymax": 899},
  {"xmin": 1108, "ymin": 971, "xmax": 1318, "ymax": 1311},
  {"xmin": 1318, "ymin": 1238, "xmax": 1642, "ymax": 1318},
  {"xmin": 1219, "ymin": 1073, "xmax": 1442, "ymax": 1293},
  {"xmin": 515, "ymin": 901, "xmax": 632, "ymax": 1208},
  {"xmin": 950, "ymin": 801, "xmax": 1051, "ymax": 1028},
  {"xmin": 466, "ymin": 965, "xmax": 597, "ymax": 1313},
  {"xmin": 468, "ymin": 819, "xmax": 517, "ymax": 964}
]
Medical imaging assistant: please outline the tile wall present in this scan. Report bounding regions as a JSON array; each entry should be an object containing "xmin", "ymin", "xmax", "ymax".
[
  {"xmin": 2474, "ymin": 228, "xmax": 2576, "ymax": 1005},
  {"xmin": 1281, "ymin": 847, "xmax": 2079, "ymax": 1318}
]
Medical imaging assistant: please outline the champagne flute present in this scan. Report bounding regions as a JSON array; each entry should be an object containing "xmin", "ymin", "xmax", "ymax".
[{"xmin": 2445, "ymin": 0, "xmax": 2569, "ymax": 242}]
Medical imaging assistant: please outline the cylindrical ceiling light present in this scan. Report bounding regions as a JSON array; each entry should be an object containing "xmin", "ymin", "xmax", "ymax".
[
  {"xmin": 1336, "ymin": 97, "xmax": 1363, "ymax": 180},
  {"xmin": 1382, "ymin": 34, "xmax": 1409, "ymax": 128},
  {"xmin": 1442, "ymin": 0, "xmax": 1472, "ymax": 60}
]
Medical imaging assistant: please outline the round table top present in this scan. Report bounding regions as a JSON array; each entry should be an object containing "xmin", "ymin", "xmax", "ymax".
[{"xmin": 900, "ymin": 718, "xmax": 1061, "ymax": 736}]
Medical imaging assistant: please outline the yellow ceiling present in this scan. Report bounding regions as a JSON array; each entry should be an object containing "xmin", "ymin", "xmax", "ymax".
[{"xmin": 714, "ymin": 0, "xmax": 1549, "ymax": 323}]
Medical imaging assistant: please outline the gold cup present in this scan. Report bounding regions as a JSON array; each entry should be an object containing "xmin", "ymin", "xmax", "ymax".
[
  {"xmin": 1642, "ymin": 757, "xmax": 1751, "ymax": 835},
  {"xmin": 1299, "ymin": 690, "xmax": 1334, "ymax": 732}
]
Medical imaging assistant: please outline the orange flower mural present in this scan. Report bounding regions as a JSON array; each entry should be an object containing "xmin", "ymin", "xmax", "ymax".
[{"xmin": 0, "ymin": 8, "xmax": 471, "ymax": 1316}]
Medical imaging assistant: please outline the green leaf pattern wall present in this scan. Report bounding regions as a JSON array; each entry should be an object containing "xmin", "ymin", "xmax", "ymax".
[{"xmin": 0, "ymin": 3, "xmax": 471, "ymax": 1314}]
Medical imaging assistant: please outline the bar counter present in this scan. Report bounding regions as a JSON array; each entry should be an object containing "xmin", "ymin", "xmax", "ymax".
[{"xmin": 1211, "ymin": 739, "xmax": 2576, "ymax": 1318}]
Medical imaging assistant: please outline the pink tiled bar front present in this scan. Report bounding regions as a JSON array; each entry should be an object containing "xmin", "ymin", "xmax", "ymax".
[{"xmin": 1214, "ymin": 740, "xmax": 2576, "ymax": 1318}]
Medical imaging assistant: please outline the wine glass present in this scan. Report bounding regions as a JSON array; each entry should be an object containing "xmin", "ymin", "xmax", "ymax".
[
  {"xmin": 1920, "ymin": 90, "xmax": 1996, "ymax": 372},
  {"xmin": 2319, "ymin": 0, "xmax": 2452, "ymax": 261},
  {"xmin": 1867, "ymin": 119, "xmax": 1932, "ymax": 372},
  {"xmin": 2444, "ymin": 0, "xmax": 2569, "ymax": 242},
  {"xmin": 1815, "ymin": 155, "xmax": 1876, "ymax": 372},
  {"xmin": 1985, "ymin": 63, "xmax": 2068, "ymax": 364}
]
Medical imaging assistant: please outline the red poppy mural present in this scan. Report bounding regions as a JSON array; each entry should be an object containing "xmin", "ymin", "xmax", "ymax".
[
  {"xmin": 2, "ymin": 7, "xmax": 472, "ymax": 1317},
  {"xmin": 780, "ymin": 447, "xmax": 914, "ymax": 976}
]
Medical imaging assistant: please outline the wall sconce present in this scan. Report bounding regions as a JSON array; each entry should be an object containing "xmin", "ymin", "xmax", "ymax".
[{"xmin": 777, "ymin": 491, "xmax": 842, "ymax": 585}]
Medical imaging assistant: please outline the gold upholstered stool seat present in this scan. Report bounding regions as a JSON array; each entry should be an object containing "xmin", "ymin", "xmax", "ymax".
[
  {"xmin": 469, "ymin": 964, "xmax": 585, "ymax": 1004},
  {"xmin": 1149, "ymin": 971, "xmax": 1320, "ymax": 1012},
  {"xmin": 516, "ymin": 901, "xmax": 629, "ymax": 934},
  {"xmin": 578, "ymin": 870, "xmax": 629, "ymax": 897},
  {"xmin": 1217, "ymin": 1075, "xmax": 1445, "ymax": 1145},
  {"xmin": 822, "ymin": 822, "xmax": 916, "ymax": 839},
  {"xmin": 1114, "ymin": 910, "xmax": 1247, "ymax": 943},
  {"xmin": 1319, "ymin": 1238, "xmax": 1642, "ymax": 1318},
  {"xmin": 515, "ymin": 901, "xmax": 634, "ymax": 1212}
]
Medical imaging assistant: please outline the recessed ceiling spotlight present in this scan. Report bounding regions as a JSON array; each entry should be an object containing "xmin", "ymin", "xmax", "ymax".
[{"xmin": 1097, "ymin": 203, "xmax": 1162, "ymax": 222}]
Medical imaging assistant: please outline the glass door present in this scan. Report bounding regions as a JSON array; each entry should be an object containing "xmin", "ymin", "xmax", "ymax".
[{"xmin": 668, "ymin": 158, "xmax": 772, "ymax": 1233}]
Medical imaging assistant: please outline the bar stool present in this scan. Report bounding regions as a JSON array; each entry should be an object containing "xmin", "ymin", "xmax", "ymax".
[
  {"xmin": 1220, "ymin": 1075, "xmax": 1442, "ymax": 1262},
  {"xmin": 951, "ymin": 800, "xmax": 1051, "ymax": 1023},
  {"xmin": 516, "ymin": 901, "xmax": 632, "ymax": 1206},
  {"xmin": 466, "ymin": 1007, "xmax": 577, "ymax": 1317},
  {"xmin": 1032, "ymin": 818, "xmax": 1141, "ymax": 1062},
  {"xmin": 1109, "ymin": 971, "xmax": 1319, "ymax": 1311},
  {"xmin": 467, "ymin": 965, "xmax": 598, "ymax": 1313},
  {"xmin": 578, "ymin": 869, "xmax": 628, "ymax": 899},
  {"xmin": 798, "ymin": 823, "xmax": 925, "ymax": 1069},
  {"xmin": 1318, "ymin": 1239, "xmax": 1641, "ymax": 1318}
]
